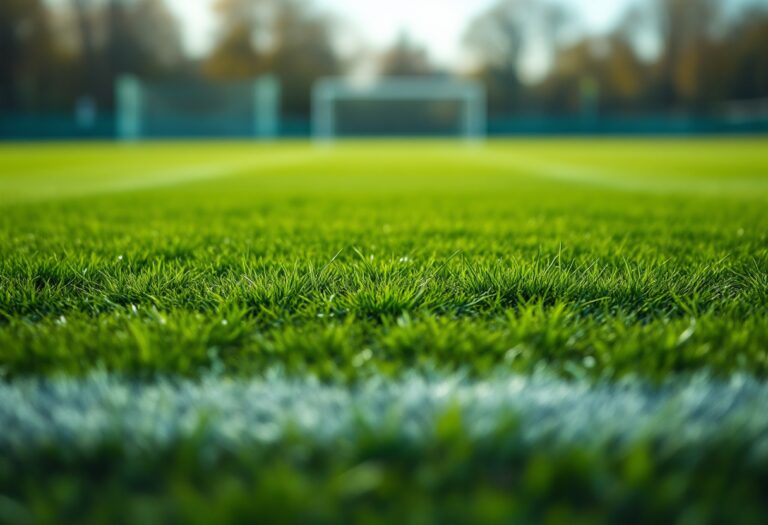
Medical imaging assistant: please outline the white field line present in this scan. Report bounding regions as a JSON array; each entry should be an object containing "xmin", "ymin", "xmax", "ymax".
[
  {"xmin": 3, "ymin": 146, "xmax": 766, "ymax": 205},
  {"xmin": 471, "ymin": 149, "xmax": 768, "ymax": 195},
  {"xmin": 1, "ymin": 372, "xmax": 768, "ymax": 457},
  {"xmin": 0, "ymin": 150, "xmax": 321, "ymax": 205}
]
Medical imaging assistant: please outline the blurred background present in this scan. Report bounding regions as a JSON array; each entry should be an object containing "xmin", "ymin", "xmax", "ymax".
[{"xmin": 2, "ymin": 0, "xmax": 767, "ymax": 139}]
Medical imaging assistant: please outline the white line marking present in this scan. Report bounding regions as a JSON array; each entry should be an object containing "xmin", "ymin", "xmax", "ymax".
[
  {"xmin": 0, "ymin": 150, "xmax": 320, "ymax": 205},
  {"xmin": 1, "ymin": 372, "xmax": 767, "ymax": 456},
  {"xmin": 472, "ymin": 149, "xmax": 768, "ymax": 195}
]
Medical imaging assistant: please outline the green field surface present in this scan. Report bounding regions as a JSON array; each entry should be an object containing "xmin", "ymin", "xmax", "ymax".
[{"xmin": 1, "ymin": 139, "xmax": 767, "ymax": 523}]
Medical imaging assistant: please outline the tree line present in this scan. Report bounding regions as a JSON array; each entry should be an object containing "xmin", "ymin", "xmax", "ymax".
[{"xmin": 1, "ymin": 0, "xmax": 766, "ymax": 118}]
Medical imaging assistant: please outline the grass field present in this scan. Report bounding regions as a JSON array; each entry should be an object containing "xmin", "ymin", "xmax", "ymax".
[{"xmin": 1, "ymin": 139, "xmax": 767, "ymax": 523}]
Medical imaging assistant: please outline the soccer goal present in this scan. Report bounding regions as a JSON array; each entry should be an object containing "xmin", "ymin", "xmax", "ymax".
[
  {"xmin": 116, "ymin": 75, "xmax": 280, "ymax": 140},
  {"xmin": 312, "ymin": 77, "xmax": 486, "ymax": 143}
]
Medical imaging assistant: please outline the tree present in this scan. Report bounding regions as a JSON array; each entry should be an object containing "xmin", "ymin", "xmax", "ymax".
[
  {"xmin": 649, "ymin": 0, "xmax": 721, "ymax": 109},
  {"xmin": 535, "ymin": 34, "xmax": 652, "ymax": 115},
  {"xmin": 717, "ymin": 6, "xmax": 768, "ymax": 102},
  {"xmin": 0, "ymin": 0, "xmax": 60, "ymax": 111},
  {"xmin": 379, "ymin": 33, "xmax": 435, "ymax": 77},
  {"xmin": 63, "ymin": 0, "xmax": 185, "ymax": 110},
  {"xmin": 535, "ymin": 4, "xmax": 654, "ymax": 116},
  {"xmin": 464, "ymin": 0, "xmax": 571, "ymax": 113},
  {"xmin": 72, "ymin": 0, "xmax": 98, "ymax": 98},
  {"xmin": 205, "ymin": 0, "xmax": 340, "ymax": 116}
]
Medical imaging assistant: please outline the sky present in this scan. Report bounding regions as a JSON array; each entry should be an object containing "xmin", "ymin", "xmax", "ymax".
[{"xmin": 166, "ymin": 0, "xmax": 636, "ymax": 70}]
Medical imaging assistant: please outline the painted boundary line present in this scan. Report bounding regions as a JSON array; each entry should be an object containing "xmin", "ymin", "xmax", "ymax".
[
  {"xmin": 470, "ymin": 149, "xmax": 768, "ymax": 195},
  {"xmin": 0, "ymin": 150, "xmax": 322, "ymax": 206},
  {"xmin": 2, "ymin": 372, "xmax": 767, "ymax": 457}
]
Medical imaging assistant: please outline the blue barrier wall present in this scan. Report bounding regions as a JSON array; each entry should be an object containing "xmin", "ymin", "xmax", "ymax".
[
  {"xmin": 0, "ymin": 114, "xmax": 115, "ymax": 140},
  {"xmin": 488, "ymin": 115, "xmax": 768, "ymax": 135},
  {"xmin": 1, "ymin": 113, "xmax": 766, "ymax": 140}
]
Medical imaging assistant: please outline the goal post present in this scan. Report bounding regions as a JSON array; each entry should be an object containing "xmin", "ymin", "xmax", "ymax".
[
  {"xmin": 115, "ymin": 75, "xmax": 280, "ymax": 141},
  {"xmin": 253, "ymin": 76, "xmax": 280, "ymax": 138},
  {"xmin": 116, "ymin": 75, "xmax": 142, "ymax": 141},
  {"xmin": 312, "ymin": 77, "xmax": 486, "ymax": 144}
]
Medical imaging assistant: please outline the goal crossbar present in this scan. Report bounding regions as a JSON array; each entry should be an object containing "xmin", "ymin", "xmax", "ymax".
[{"xmin": 312, "ymin": 77, "xmax": 486, "ymax": 143}]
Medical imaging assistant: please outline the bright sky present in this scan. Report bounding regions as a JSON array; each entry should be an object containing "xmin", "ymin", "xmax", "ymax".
[{"xmin": 167, "ymin": 0, "xmax": 636, "ymax": 67}]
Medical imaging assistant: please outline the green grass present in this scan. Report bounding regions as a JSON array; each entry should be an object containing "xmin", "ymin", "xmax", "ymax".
[
  {"xmin": 1, "ymin": 138, "xmax": 767, "ymax": 523},
  {"xmin": 1, "ymin": 139, "xmax": 766, "ymax": 380}
]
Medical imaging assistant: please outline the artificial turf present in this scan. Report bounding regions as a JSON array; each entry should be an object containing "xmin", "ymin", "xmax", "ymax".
[{"xmin": 0, "ymin": 139, "xmax": 767, "ymax": 523}]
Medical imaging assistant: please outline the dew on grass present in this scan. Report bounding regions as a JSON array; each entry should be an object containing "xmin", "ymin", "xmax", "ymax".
[
  {"xmin": 352, "ymin": 349, "xmax": 373, "ymax": 368},
  {"xmin": 677, "ymin": 318, "xmax": 697, "ymax": 346}
]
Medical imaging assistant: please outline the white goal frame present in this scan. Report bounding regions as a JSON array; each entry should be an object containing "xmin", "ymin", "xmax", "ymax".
[
  {"xmin": 312, "ymin": 77, "xmax": 486, "ymax": 144},
  {"xmin": 115, "ymin": 75, "xmax": 280, "ymax": 141}
]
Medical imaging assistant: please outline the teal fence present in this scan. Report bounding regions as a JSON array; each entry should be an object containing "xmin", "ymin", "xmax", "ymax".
[{"xmin": 1, "ymin": 113, "xmax": 766, "ymax": 140}]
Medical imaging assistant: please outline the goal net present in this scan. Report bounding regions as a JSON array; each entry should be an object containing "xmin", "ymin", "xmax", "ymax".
[
  {"xmin": 312, "ymin": 77, "xmax": 486, "ymax": 143},
  {"xmin": 116, "ymin": 76, "xmax": 280, "ymax": 140}
]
